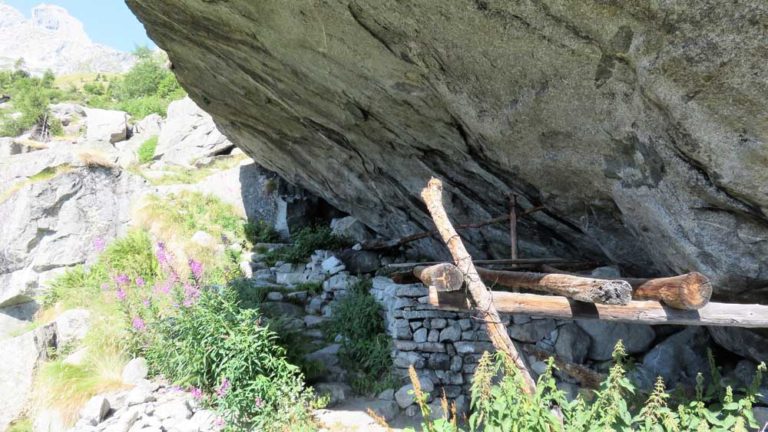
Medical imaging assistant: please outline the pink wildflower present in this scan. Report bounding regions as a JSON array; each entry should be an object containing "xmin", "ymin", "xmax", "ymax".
[
  {"xmin": 142, "ymin": 298, "xmax": 151, "ymax": 308},
  {"xmin": 135, "ymin": 277, "xmax": 146, "ymax": 287},
  {"xmin": 216, "ymin": 378, "xmax": 230, "ymax": 397},
  {"xmin": 183, "ymin": 283, "xmax": 200, "ymax": 307},
  {"xmin": 254, "ymin": 396, "xmax": 264, "ymax": 409},
  {"xmin": 131, "ymin": 316, "xmax": 146, "ymax": 331},
  {"xmin": 156, "ymin": 242, "xmax": 169, "ymax": 266},
  {"xmin": 100, "ymin": 283, "xmax": 110, "ymax": 291},
  {"xmin": 114, "ymin": 274, "xmax": 130, "ymax": 286},
  {"xmin": 188, "ymin": 259, "xmax": 204, "ymax": 281},
  {"xmin": 116, "ymin": 288, "xmax": 127, "ymax": 301},
  {"xmin": 93, "ymin": 237, "xmax": 106, "ymax": 253},
  {"xmin": 190, "ymin": 387, "xmax": 203, "ymax": 400}
]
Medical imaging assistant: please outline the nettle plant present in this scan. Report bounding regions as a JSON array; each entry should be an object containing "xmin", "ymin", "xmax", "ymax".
[
  {"xmin": 114, "ymin": 242, "xmax": 319, "ymax": 432},
  {"xmin": 403, "ymin": 341, "xmax": 766, "ymax": 432}
]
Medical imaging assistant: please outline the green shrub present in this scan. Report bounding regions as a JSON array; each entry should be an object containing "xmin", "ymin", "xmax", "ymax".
[
  {"xmin": 143, "ymin": 287, "xmax": 319, "ymax": 431},
  {"xmin": 265, "ymin": 226, "xmax": 349, "ymax": 265},
  {"xmin": 244, "ymin": 220, "xmax": 281, "ymax": 245},
  {"xmin": 403, "ymin": 342, "xmax": 767, "ymax": 432},
  {"xmin": 7, "ymin": 418, "xmax": 32, "ymax": 432},
  {"xmin": 138, "ymin": 192, "xmax": 246, "ymax": 241},
  {"xmin": 326, "ymin": 279, "xmax": 395, "ymax": 395},
  {"xmin": 137, "ymin": 135, "xmax": 158, "ymax": 164}
]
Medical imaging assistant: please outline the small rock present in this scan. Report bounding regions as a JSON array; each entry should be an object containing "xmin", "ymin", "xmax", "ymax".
[
  {"xmin": 306, "ymin": 344, "xmax": 341, "ymax": 367},
  {"xmin": 286, "ymin": 291, "xmax": 308, "ymax": 302},
  {"xmin": 337, "ymin": 249, "xmax": 380, "ymax": 274},
  {"xmin": 439, "ymin": 325, "xmax": 461, "ymax": 343},
  {"xmin": 754, "ymin": 407, "xmax": 768, "ymax": 430},
  {"xmin": 304, "ymin": 315, "xmax": 327, "ymax": 328},
  {"xmin": 189, "ymin": 410, "xmax": 217, "ymax": 431},
  {"xmin": 395, "ymin": 377, "xmax": 434, "ymax": 408},
  {"xmin": 154, "ymin": 400, "xmax": 192, "ymax": 420},
  {"xmin": 122, "ymin": 358, "xmax": 149, "ymax": 385},
  {"xmin": 321, "ymin": 256, "xmax": 345, "ymax": 275},
  {"xmin": 165, "ymin": 419, "xmax": 200, "ymax": 432},
  {"xmin": 34, "ymin": 409, "xmax": 67, "ymax": 432},
  {"xmin": 377, "ymin": 389, "xmax": 395, "ymax": 400},
  {"xmin": 54, "ymin": 309, "xmax": 91, "ymax": 346},
  {"xmin": 576, "ymin": 320, "xmax": 655, "ymax": 361},
  {"xmin": 190, "ymin": 231, "xmax": 216, "ymax": 248},
  {"xmin": 266, "ymin": 291, "xmax": 284, "ymax": 302},
  {"xmin": 413, "ymin": 327, "xmax": 428, "ymax": 343},
  {"xmin": 126, "ymin": 386, "xmax": 156, "ymax": 406},
  {"xmin": 63, "ymin": 348, "xmax": 88, "ymax": 366},
  {"xmin": 555, "ymin": 323, "xmax": 590, "ymax": 363},
  {"xmin": 239, "ymin": 261, "xmax": 253, "ymax": 278},
  {"xmin": 314, "ymin": 382, "xmax": 352, "ymax": 406},
  {"xmin": 508, "ymin": 319, "xmax": 557, "ymax": 343},
  {"xmin": 590, "ymin": 266, "xmax": 621, "ymax": 278},
  {"xmin": 80, "ymin": 395, "xmax": 111, "ymax": 425}
]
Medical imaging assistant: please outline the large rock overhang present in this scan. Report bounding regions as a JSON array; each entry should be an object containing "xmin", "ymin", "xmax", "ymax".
[{"xmin": 126, "ymin": 0, "xmax": 768, "ymax": 300}]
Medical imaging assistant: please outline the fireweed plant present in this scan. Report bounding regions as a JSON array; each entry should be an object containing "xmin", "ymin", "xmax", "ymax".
[{"xmin": 115, "ymin": 241, "xmax": 319, "ymax": 431}]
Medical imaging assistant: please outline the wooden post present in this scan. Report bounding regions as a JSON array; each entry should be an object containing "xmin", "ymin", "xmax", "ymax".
[
  {"xmin": 509, "ymin": 194, "xmax": 518, "ymax": 260},
  {"xmin": 421, "ymin": 178, "xmax": 537, "ymax": 394},
  {"xmin": 413, "ymin": 264, "xmax": 465, "ymax": 293},
  {"xmin": 427, "ymin": 288, "xmax": 768, "ymax": 328}
]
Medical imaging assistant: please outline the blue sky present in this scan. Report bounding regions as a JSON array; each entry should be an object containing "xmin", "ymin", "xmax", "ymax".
[{"xmin": 4, "ymin": 0, "xmax": 155, "ymax": 52}]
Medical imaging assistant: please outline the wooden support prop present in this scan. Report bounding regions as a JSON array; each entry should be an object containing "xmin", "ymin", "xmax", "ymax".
[
  {"xmin": 360, "ymin": 206, "xmax": 544, "ymax": 251},
  {"xmin": 427, "ymin": 287, "xmax": 768, "ymax": 328},
  {"xmin": 413, "ymin": 264, "xmax": 632, "ymax": 305},
  {"xmin": 541, "ymin": 266, "xmax": 712, "ymax": 310},
  {"xmin": 509, "ymin": 194, "xmax": 518, "ymax": 259},
  {"xmin": 523, "ymin": 345, "xmax": 605, "ymax": 389},
  {"xmin": 421, "ymin": 178, "xmax": 537, "ymax": 394}
]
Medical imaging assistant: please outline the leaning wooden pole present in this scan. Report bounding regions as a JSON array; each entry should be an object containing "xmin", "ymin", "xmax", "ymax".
[{"xmin": 421, "ymin": 178, "xmax": 537, "ymax": 394}]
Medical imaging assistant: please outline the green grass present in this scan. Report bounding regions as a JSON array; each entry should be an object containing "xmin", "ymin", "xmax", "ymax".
[
  {"xmin": 137, "ymin": 135, "xmax": 158, "ymax": 164},
  {"xmin": 144, "ymin": 154, "xmax": 248, "ymax": 185},
  {"xmin": 7, "ymin": 418, "xmax": 32, "ymax": 432},
  {"xmin": 136, "ymin": 191, "xmax": 245, "ymax": 241}
]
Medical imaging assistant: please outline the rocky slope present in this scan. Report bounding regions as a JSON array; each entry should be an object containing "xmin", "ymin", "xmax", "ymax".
[
  {"xmin": 0, "ymin": 3, "xmax": 134, "ymax": 75},
  {"xmin": 126, "ymin": 0, "xmax": 768, "ymax": 300}
]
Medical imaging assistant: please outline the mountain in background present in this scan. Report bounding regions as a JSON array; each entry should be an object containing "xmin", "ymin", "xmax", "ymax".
[{"xmin": 0, "ymin": 2, "xmax": 135, "ymax": 75}]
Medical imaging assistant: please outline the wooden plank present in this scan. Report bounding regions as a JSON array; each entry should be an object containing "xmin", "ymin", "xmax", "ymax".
[
  {"xmin": 427, "ymin": 287, "xmax": 768, "ymax": 328},
  {"xmin": 421, "ymin": 178, "xmax": 537, "ymax": 394},
  {"xmin": 386, "ymin": 258, "xmax": 595, "ymax": 269}
]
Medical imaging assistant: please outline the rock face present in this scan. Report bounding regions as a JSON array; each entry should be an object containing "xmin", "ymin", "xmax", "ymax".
[
  {"xmin": 0, "ymin": 154, "xmax": 146, "ymax": 308},
  {"xmin": 156, "ymin": 97, "xmax": 234, "ymax": 166},
  {"xmin": 0, "ymin": 323, "xmax": 56, "ymax": 432},
  {"xmin": 128, "ymin": 0, "xmax": 768, "ymax": 300},
  {"xmin": 0, "ymin": 4, "xmax": 134, "ymax": 75}
]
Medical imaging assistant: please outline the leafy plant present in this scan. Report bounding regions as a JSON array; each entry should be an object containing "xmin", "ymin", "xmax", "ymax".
[
  {"xmin": 326, "ymin": 279, "xmax": 395, "ymax": 395},
  {"xmin": 137, "ymin": 135, "xmax": 158, "ymax": 164},
  {"xmin": 400, "ymin": 341, "xmax": 767, "ymax": 432},
  {"xmin": 143, "ymin": 287, "xmax": 319, "ymax": 431},
  {"xmin": 244, "ymin": 220, "xmax": 281, "ymax": 244},
  {"xmin": 264, "ymin": 226, "xmax": 349, "ymax": 265}
]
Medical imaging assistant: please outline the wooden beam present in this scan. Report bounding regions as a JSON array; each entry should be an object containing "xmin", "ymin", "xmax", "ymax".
[
  {"xmin": 413, "ymin": 264, "xmax": 632, "ymax": 305},
  {"xmin": 427, "ymin": 288, "xmax": 768, "ymax": 328},
  {"xmin": 421, "ymin": 178, "xmax": 537, "ymax": 394},
  {"xmin": 387, "ymin": 258, "xmax": 596, "ymax": 269},
  {"xmin": 360, "ymin": 206, "xmax": 544, "ymax": 251}
]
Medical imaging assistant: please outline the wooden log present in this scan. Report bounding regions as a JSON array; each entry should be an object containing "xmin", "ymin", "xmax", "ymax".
[
  {"xmin": 360, "ymin": 206, "xmax": 544, "ymax": 251},
  {"xmin": 478, "ymin": 267, "xmax": 632, "ymax": 305},
  {"xmin": 540, "ymin": 266, "xmax": 712, "ymax": 310},
  {"xmin": 523, "ymin": 345, "xmax": 605, "ymax": 389},
  {"xmin": 413, "ymin": 264, "xmax": 632, "ymax": 305},
  {"xmin": 627, "ymin": 272, "xmax": 712, "ymax": 310},
  {"xmin": 421, "ymin": 178, "xmax": 537, "ymax": 394},
  {"xmin": 413, "ymin": 264, "xmax": 465, "ymax": 293},
  {"xmin": 427, "ymin": 288, "xmax": 768, "ymax": 328}
]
